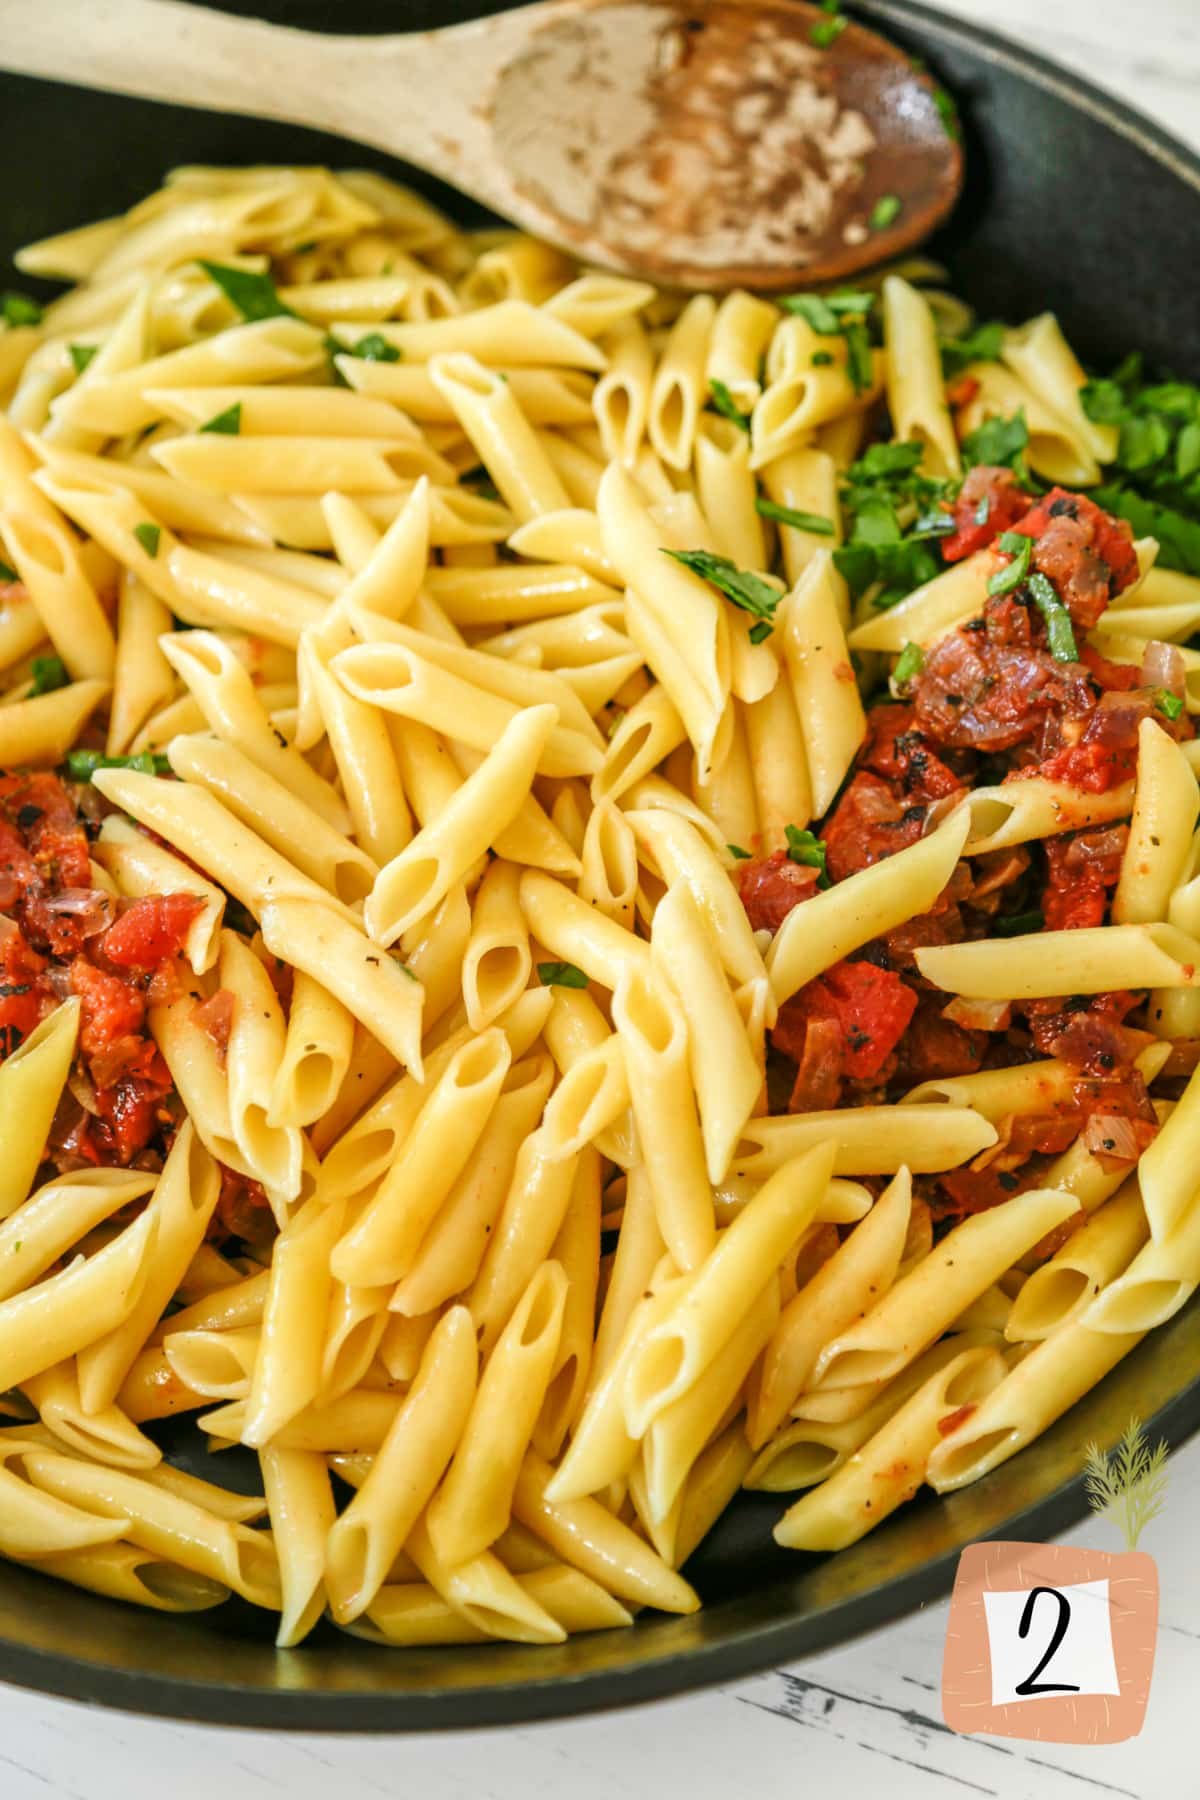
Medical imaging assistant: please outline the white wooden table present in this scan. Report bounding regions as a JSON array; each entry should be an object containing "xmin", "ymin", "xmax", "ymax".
[{"xmin": 2, "ymin": 2, "xmax": 1198, "ymax": 1793}]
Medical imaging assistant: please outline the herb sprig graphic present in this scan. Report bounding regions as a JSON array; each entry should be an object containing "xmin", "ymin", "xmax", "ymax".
[{"xmin": 1083, "ymin": 1417, "xmax": 1170, "ymax": 1551}]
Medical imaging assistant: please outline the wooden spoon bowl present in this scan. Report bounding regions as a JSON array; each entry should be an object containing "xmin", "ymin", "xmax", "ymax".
[{"xmin": 0, "ymin": 0, "xmax": 963, "ymax": 290}]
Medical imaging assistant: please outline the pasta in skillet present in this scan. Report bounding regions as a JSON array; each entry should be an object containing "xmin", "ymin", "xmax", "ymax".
[{"xmin": 0, "ymin": 160, "xmax": 1198, "ymax": 1643}]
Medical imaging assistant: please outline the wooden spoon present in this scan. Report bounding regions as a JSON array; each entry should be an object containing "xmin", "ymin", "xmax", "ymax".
[{"xmin": 0, "ymin": 0, "xmax": 963, "ymax": 290}]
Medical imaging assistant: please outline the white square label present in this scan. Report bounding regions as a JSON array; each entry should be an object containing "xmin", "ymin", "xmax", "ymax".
[{"xmin": 982, "ymin": 1579, "xmax": 1121, "ymax": 1706}]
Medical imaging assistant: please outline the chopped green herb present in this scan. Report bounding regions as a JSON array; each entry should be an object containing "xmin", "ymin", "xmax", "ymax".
[
  {"xmin": 784, "ymin": 824, "xmax": 829, "ymax": 887},
  {"xmin": 537, "ymin": 960, "xmax": 589, "ymax": 990},
  {"xmin": 849, "ymin": 441, "xmax": 926, "ymax": 482},
  {"xmin": 199, "ymin": 401, "xmax": 242, "ymax": 436},
  {"xmin": 810, "ymin": 12, "xmax": 846, "ymax": 47},
  {"xmin": 65, "ymin": 750, "xmax": 171, "ymax": 782},
  {"xmin": 939, "ymin": 321, "xmax": 1005, "ymax": 378},
  {"xmin": 962, "ymin": 409, "xmax": 1030, "ymax": 472},
  {"xmin": 68, "ymin": 343, "xmax": 98, "ymax": 375},
  {"xmin": 1177, "ymin": 421, "xmax": 1200, "ymax": 481},
  {"xmin": 843, "ymin": 320, "xmax": 875, "ymax": 396},
  {"xmin": 1, "ymin": 292, "xmax": 41, "ymax": 327},
  {"xmin": 931, "ymin": 83, "xmax": 961, "ymax": 141},
  {"xmin": 748, "ymin": 619, "xmax": 773, "ymax": 644},
  {"xmin": 986, "ymin": 531, "xmax": 1032, "ymax": 597},
  {"xmin": 1090, "ymin": 483, "xmax": 1200, "ymax": 578},
  {"xmin": 345, "ymin": 330, "xmax": 402, "ymax": 364},
  {"xmin": 726, "ymin": 844, "xmax": 752, "ymax": 860},
  {"xmin": 391, "ymin": 956, "xmax": 419, "ymax": 980},
  {"xmin": 993, "ymin": 909, "xmax": 1044, "ymax": 937},
  {"xmin": 663, "ymin": 547, "xmax": 782, "ymax": 640},
  {"xmin": 30, "ymin": 655, "xmax": 68, "ymax": 696},
  {"xmin": 133, "ymin": 522, "xmax": 161, "ymax": 558},
  {"xmin": 911, "ymin": 508, "xmax": 956, "ymax": 539},
  {"xmin": 869, "ymin": 194, "xmax": 902, "ymax": 231},
  {"xmin": 1156, "ymin": 689, "xmax": 1185, "ymax": 722},
  {"xmin": 709, "ymin": 378, "xmax": 752, "ymax": 433},
  {"xmin": 974, "ymin": 493, "xmax": 991, "ymax": 527},
  {"xmin": 755, "ymin": 496, "xmax": 834, "ymax": 535},
  {"xmin": 0, "ymin": 560, "xmax": 17, "ymax": 585},
  {"xmin": 198, "ymin": 261, "xmax": 297, "ymax": 323},
  {"xmin": 811, "ymin": 350, "xmax": 834, "ymax": 367},
  {"xmin": 779, "ymin": 291, "xmax": 874, "ymax": 333},
  {"xmin": 1027, "ymin": 569, "xmax": 1079, "ymax": 662},
  {"xmin": 892, "ymin": 641, "xmax": 925, "ymax": 689}
]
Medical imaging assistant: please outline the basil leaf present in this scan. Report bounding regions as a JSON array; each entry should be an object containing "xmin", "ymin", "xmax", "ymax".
[
  {"xmin": 199, "ymin": 402, "xmax": 241, "ymax": 436},
  {"xmin": 709, "ymin": 379, "xmax": 752, "ymax": 433},
  {"xmin": 345, "ymin": 330, "xmax": 401, "ymax": 364},
  {"xmin": 755, "ymin": 496, "xmax": 834, "ymax": 535},
  {"xmin": 1, "ymin": 292, "xmax": 41, "ymax": 327},
  {"xmin": 663, "ymin": 548, "xmax": 781, "ymax": 637},
  {"xmin": 939, "ymin": 321, "xmax": 1004, "ymax": 378},
  {"xmin": 892, "ymin": 641, "xmax": 925, "ymax": 688},
  {"xmin": 30, "ymin": 655, "xmax": 67, "ymax": 696},
  {"xmin": 68, "ymin": 343, "xmax": 98, "ymax": 375},
  {"xmin": 784, "ymin": 824, "xmax": 829, "ymax": 887},
  {"xmin": 1156, "ymin": 689, "xmax": 1185, "ymax": 721},
  {"xmin": 726, "ymin": 844, "xmax": 752, "ymax": 860},
  {"xmin": 1027, "ymin": 570, "xmax": 1078, "ymax": 661},
  {"xmin": 843, "ymin": 320, "xmax": 874, "ymax": 395},
  {"xmin": 868, "ymin": 194, "xmax": 902, "ymax": 231},
  {"xmin": 133, "ymin": 522, "xmax": 161, "ymax": 558},
  {"xmin": 986, "ymin": 532, "xmax": 1032, "ymax": 597},
  {"xmin": 198, "ymin": 261, "xmax": 297, "ymax": 323},
  {"xmin": 65, "ymin": 750, "xmax": 171, "ymax": 782},
  {"xmin": 962, "ymin": 410, "xmax": 1029, "ymax": 470},
  {"xmin": 537, "ymin": 961, "xmax": 588, "ymax": 990}
]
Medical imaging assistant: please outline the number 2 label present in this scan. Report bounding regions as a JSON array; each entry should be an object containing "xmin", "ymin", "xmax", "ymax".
[{"xmin": 982, "ymin": 1577, "xmax": 1120, "ymax": 1707}]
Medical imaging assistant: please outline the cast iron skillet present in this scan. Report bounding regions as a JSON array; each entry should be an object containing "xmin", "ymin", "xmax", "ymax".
[{"xmin": 0, "ymin": 0, "xmax": 1198, "ymax": 1731}]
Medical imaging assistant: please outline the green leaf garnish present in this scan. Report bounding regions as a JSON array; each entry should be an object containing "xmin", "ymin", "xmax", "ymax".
[
  {"xmin": 537, "ymin": 961, "xmax": 588, "ymax": 990},
  {"xmin": 1026, "ymin": 569, "xmax": 1078, "ymax": 661},
  {"xmin": 663, "ymin": 548, "xmax": 782, "ymax": 640},
  {"xmin": 892, "ymin": 641, "xmax": 925, "ymax": 689},
  {"xmin": 811, "ymin": 350, "xmax": 834, "ymax": 367},
  {"xmin": 1156, "ymin": 689, "xmax": 1185, "ymax": 721},
  {"xmin": 30, "ymin": 655, "xmax": 67, "ymax": 696},
  {"xmin": 345, "ymin": 330, "xmax": 402, "ymax": 364},
  {"xmin": 986, "ymin": 530, "xmax": 1032, "ymax": 597},
  {"xmin": 939, "ymin": 321, "xmax": 1005, "ymax": 378},
  {"xmin": 993, "ymin": 909, "xmax": 1044, "ymax": 937},
  {"xmin": 199, "ymin": 402, "xmax": 242, "ymax": 436},
  {"xmin": 962, "ymin": 409, "xmax": 1029, "ymax": 471},
  {"xmin": 784, "ymin": 824, "xmax": 829, "ymax": 887},
  {"xmin": 198, "ymin": 261, "xmax": 297, "ymax": 323},
  {"xmin": 68, "ymin": 343, "xmax": 98, "ymax": 375},
  {"xmin": 65, "ymin": 750, "xmax": 171, "ymax": 782},
  {"xmin": 843, "ymin": 320, "xmax": 874, "ymax": 396},
  {"xmin": 868, "ymin": 194, "xmax": 902, "ymax": 231},
  {"xmin": 708, "ymin": 378, "xmax": 752, "ymax": 433},
  {"xmin": 810, "ymin": 11, "xmax": 846, "ymax": 47},
  {"xmin": 726, "ymin": 844, "xmax": 752, "ymax": 860},
  {"xmin": 1090, "ymin": 483, "xmax": 1200, "ymax": 577},
  {"xmin": 755, "ymin": 496, "xmax": 834, "ymax": 535},
  {"xmin": 1, "ymin": 292, "xmax": 42, "ymax": 327},
  {"xmin": 133, "ymin": 522, "xmax": 161, "ymax": 558}
]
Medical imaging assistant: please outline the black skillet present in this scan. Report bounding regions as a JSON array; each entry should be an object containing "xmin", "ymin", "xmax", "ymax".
[{"xmin": 0, "ymin": 0, "xmax": 1198, "ymax": 1731}]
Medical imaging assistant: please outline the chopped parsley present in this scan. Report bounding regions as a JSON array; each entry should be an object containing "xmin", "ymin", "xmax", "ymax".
[
  {"xmin": 537, "ymin": 960, "xmax": 589, "ymax": 990},
  {"xmin": 1081, "ymin": 357, "xmax": 1200, "ymax": 573},
  {"xmin": 65, "ymin": 750, "xmax": 171, "ymax": 782},
  {"xmin": 198, "ymin": 261, "xmax": 298, "ymax": 323},
  {"xmin": 133, "ymin": 522, "xmax": 161, "ymax": 558},
  {"xmin": 961, "ymin": 409, "xmax": 1030, "ymax": 474},
  {"xmin": 811, "ymin": 350, "xmax": 833, "ymax": 367},
  {"xmin": 784, "ymin": 825, "xmax": 830, "ymax": 886},
  {"xmin": 993, "ymin": 909, "xmax": 1043, "ymax": 937},
  {"xmin": 891, "ymin": 641, "xmax": 925, "ymax": 690},
  {"xmin": 755, "ymin": 495, "xmax": 834, "ymax": 535},
  {"xmin": 1156, "ymin": 689, "xmax": 1185, "ymax": 722},
  {"xmin": 779, "ymin": 289, "xmax": 877, "ymax": 396},
  {"xmin": 810, "ymin": 0, "xmax": 847, "ymax": 49},
  {"xmin": 344, "ymin": 331, "xmax": 402, "ymax": 363},
  {"xmin": 1027, "ymin": 570, "xmax": 1079, "ymax": 662},
  {"xmin": 1, "ymin": 292, "xmax": 42, "ymax": 327},
  {"xmin": 30, "ymin": 655, "xmax": 68, "ymax": 696},
  {"xmin": 985, "ymin": 531, "xmax": 1032, "ymax": 597},
  {"xmin": 199, "ymin": 402, "xmax": 242, "ymax": 435},
  {"xmin": 709, "ymin": 379, "xmax": 752, "ymax": 433},
  {"xmin": 833, "ymin": 440, "xmax": 951, "ymax": 608},
  {"xmin": 68, "ymin": 343, "xmax": 98, "ymax": 375},
  {"xmin": 939, "ymin": 320, "xmax": 1005, "ymax": 378},
  {"xmin": 663, "ymin": 547, "xmax": 781, "ymax": 643},
  {"xmin": 869, "ymin": 194, "xmax": 902, "ymax": 231},
  {"xmin": 726, "ymin": 844, "xmax": 752, "ymax": 860}
]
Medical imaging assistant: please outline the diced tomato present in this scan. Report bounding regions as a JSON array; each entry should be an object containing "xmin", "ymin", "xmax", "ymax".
[
  {"xmin": 69, "ymin": 957, "xmax": 146, "ymax": 1058},
  {"xmin": 914, "ymin": 613, "xmax": 1094, "ymax": 755},
  {"xmin": 774, "ymin": 959, "xmax": 917, "ymax": 1107},
  {"xmin": 940, "ymin": 465, "xmax": 1033, "ymax": 563},
  {"xmin": 0, "ymin": 771, "xmax": 91, "ymax": 891},
  {"xmin": 92, "ymin": 1063, "xmax": 172, "ymax": 1164},
  {"xmin": 1005, "ymin": 487, "xmax": 1139, "ymax": 627},
  {"xmin": 101, "ymin": 893, "xmax": 203, "ymax": 970},
  {"xmin": 936, "ymin": 1163, "xmax": 1026, "ymax": 1219},
  {"xmin": 1043, "ymin": 829, "xmax": 1126, "ymax": 931},
  {"xmin": 897, "ymin": 994, "xmax": 988, "ymax": 1081},
  {"xmin": 209, "ymin": 1165, "xmax": 273, "ymax": 1246},
  {"xmin": 1031, "ymin": 737, "xmax": 1134, "ymax": 793},
  {"xmin": 822, "ymin": 771, "xmax": 927, "ymax": 882},
  {"xmin": 735, "ymin": 851, "xmax": 821, "ymax": 934},
  {"xmin": 859, "ymin": 704, "xmax": 963, "ymax": 804},
  {"xmin": 0, "ymin": 925, "xmax": 48, "ymax": 1055},
  {"xmin": 1079, "ymin": 643, "xmax": 1143, "ymax": 694}
]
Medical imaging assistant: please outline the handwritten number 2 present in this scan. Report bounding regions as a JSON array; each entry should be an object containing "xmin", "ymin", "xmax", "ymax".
[{"xmin": 1014, "ymin": 1586, "xmax": 1081, "ymax": 1696}]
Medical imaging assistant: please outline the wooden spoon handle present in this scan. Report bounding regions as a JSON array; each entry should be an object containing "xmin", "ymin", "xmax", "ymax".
[{"xmin": 0, "ymin": 0, "xmax": 553, "ymax": 213}]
